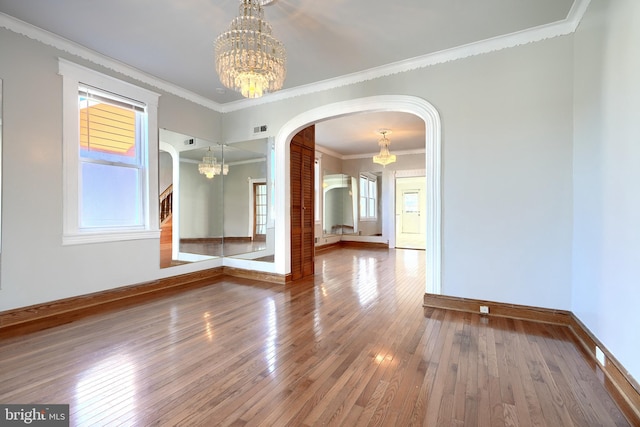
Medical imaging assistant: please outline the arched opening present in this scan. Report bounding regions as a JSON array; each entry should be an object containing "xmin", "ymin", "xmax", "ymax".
[{"xmin": 274, "ymin": 95, "xmax": 442, "ymax": 294}]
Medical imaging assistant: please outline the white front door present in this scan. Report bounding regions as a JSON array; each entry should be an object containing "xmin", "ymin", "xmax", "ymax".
[{"xmin": 395, "ymin": 177, "xmax": 426, "ymax": 249}]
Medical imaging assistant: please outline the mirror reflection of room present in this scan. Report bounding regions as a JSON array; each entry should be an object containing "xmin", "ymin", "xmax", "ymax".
[
  {"xmin": 158, "ymin": 129, "xmax": 274, "ymax": 268},
  {"xmin": 179, "ymin": 144, "xmax": 225, "ymax": 262},
  {"xmin": 222, "ymin": 139, "xmax": 271, "ymax": 261},
  {"xmin": 322, "ymin": 173, "xmax": 357, "ymax": 235},
  {"xmin": 317, "ymin": 162, "xmax": 387, "ymax": 250}
]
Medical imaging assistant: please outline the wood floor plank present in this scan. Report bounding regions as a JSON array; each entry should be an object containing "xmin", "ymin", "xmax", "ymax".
[{"xmin": 0, "ymin": 247, "xmax": 634, "ymax": 426}]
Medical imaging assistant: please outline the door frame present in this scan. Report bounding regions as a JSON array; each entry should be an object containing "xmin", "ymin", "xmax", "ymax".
[
  {"xmin": 275, "ymin": 95, "xmax": 442, "ymax": 295},
  {"xmin": 394, "ymin": 173, "xmax": 427, "ymax": 250},
  {"xmin": 250, "ymin": 179, "xmax": 267, "ymax": 241}
]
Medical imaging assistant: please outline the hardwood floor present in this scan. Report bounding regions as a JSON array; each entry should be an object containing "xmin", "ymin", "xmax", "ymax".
[{"xmin": 0, "ymin": 248, "xmax": 633, "ymax": 426}]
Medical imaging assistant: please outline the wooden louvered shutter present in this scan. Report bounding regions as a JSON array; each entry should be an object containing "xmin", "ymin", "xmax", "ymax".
[{"xmin": 290, "ymin": 125, "xmax": 315, "ymax": 281}]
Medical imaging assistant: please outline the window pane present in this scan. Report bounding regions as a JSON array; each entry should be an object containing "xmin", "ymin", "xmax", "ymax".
[
  {"xmin": 81, "ymin": 162, "xmax": 142, "ymax": 228},
  {"xmin": 368, "ymin": 197, "xmax": 375, "ymax": 217},
  {"xmin": 79, "ymin": 92, "xmax": 142, "ymax": 165},
  {"xmin": 360, "ymin": 177, "xmax": 367, "ymax": 197}
]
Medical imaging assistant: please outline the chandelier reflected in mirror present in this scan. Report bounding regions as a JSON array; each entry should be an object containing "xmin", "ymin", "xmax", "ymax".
[
  {"xmin": 215, "ymin": 0, "xmax": 286, "ymax": 99},
  {"xmin": 199, "ymin": 147, "xmax": 229, "ymax": 179},
  {"xmin": 373, "ymin": 129, "xmax": 396, "ymax": 167}
]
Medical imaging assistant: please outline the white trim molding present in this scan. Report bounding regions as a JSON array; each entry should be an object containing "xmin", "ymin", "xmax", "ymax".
[
  {"xmin": 275, "ymin": 95, "xmax": 442, "ymax": 295},
  {"xmin": 0, "ymin": 13, "xmax": 220, "ymax": 111},
  {"xmin": 2, "ymin": 1, "xmax": 590, "ymax": 114},
  {"xmin": 220, "ymin": 0, "xmax": 592, "ymax": 112},
  {"xmin": 59, "ymin": 58, "xmax": 161, "ymax": 245}
]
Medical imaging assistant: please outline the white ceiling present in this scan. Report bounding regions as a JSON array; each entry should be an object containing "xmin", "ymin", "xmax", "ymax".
[{"xmin": 0, "ymin": 0, "xmax": 577, "ymax": 156}]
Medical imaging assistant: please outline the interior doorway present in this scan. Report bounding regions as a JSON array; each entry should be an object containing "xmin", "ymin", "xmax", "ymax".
[
  {"xmin": 275, "ymin": 95, "xmax": 442, "ymax": 294},
  {"xmin": 395, "ymin": 176, "xmax": 427, "ymax": 250}
]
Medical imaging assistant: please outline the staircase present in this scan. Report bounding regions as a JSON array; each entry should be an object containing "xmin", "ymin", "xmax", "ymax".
[{"xmin": 159, "ymin": 185, "xmax": 173, "ymax": 268}]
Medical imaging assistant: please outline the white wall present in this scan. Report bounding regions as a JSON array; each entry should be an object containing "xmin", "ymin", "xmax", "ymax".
[
  {"xmin": 0, "ymin": 11, "xmax": 584, "ymax": 316},
  {"xmin": 0, "ymin": 28, "xmax": 223, "ymax": 311},
  {"xmin": 572, "ymin": 0, "xmax": 640, "ymax": 384},
  {"xmin": 223, "ymin": 36, "xmax": 575, "ymax": 310}
]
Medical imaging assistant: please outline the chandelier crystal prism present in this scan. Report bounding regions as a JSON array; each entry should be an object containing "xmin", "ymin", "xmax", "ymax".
[
  {"xmin": 373, "ymin": 129, "xmax": 396, "ymax": 167},
  {"xmin": 199, "ymin": 147, "xmax": 229, "ymax": 179},
  {"xmin": 215, "ymin": 0, "xmax": 286, "ymax": 99}
]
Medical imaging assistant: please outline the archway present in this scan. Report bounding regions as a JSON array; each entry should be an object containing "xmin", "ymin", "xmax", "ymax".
[{"xmin": 274, "ymin": 95, "xmax": 442, "ymax": 294}]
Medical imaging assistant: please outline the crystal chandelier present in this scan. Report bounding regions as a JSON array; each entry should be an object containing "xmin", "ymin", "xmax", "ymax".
[
  {"xmin": 199, "ymin": 147, "xmax": 229, "ymax": 179},
  {"xmin": 215, "ymin": 0, "xmax": 286, "ymax": 99},
  {"xmin": 373, "ymin": 129, "xmax": 396, "ymax": 167}
]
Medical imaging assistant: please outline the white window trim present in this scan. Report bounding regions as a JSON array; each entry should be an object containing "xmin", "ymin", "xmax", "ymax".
[{"xmin": 59, "ymin": 58, "xmax": 160, "ymax": 245}]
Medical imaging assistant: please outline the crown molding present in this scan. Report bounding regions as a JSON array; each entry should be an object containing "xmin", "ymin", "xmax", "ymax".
[
  {"xmin": 0, "ymin": 12, "xmax": 223, "ymax": 112},
  {"xmin": 315, "ymin": 145, "xmax": 344, "ymax": 160},
  {"xmin": 219, "ymin": 0, "xmax": 591, "ymax": 113},
  {"xmin": 316, "ymin": 144, "xmax": 425, "ymax": 161},
  {"xmin": 1, "ymin": 0, "xmax": 590, "ymax": 115},
  {"xmin": 343, "ymin": 148, "xmax": 426, "ymax": 161}
]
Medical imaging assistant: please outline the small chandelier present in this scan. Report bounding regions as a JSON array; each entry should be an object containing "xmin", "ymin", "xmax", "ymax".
[
  {"xmin": 373, "ymin": 129, "xmax": 396, "ymax": 167},
  {"xmin": 215, "ymin": 0, "xmax": 286, "ymax": 99},
  {"xmin": 199, "ymin": 147, "xmax": 229, "ymax": 179}
]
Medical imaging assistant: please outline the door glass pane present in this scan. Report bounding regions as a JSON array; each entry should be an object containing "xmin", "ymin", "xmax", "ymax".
[{"xmin": 403, "ymin": 192, "xmax": 419, "ymax": 213}]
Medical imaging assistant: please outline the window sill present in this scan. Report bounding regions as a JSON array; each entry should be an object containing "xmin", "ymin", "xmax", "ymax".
[{"xmin": 63, "ymin": 230, "xmax": 161, "ymax": 245}]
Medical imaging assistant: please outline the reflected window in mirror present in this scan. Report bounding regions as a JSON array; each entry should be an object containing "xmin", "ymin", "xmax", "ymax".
[{"xmin": 359, "ymin": 173, "xmax": 378, "ymax": 220}]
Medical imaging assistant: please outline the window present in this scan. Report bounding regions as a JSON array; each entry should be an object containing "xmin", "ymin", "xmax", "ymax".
[
  {"xmin": 359, "ymin": 174, "xmax": 377, "ymax": 220},
  {"xmin": 59, "ymin": 59, "xmax": 160, "ymax": 244}
]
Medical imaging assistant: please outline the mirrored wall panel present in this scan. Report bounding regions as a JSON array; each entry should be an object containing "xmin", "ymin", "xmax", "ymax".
[
  {"xmin": 321, "ymin": 171, "xmax": 383, "ymax": 238},
  {"xmin": 178, "ymin": 144, "xmax": 225, "ymax": 262},
  {"xmin": 323, "ymin": 173, "xmax": 357, "ymax": 236},
  {"xmin": 159, "ymin": 129, "xmax": 274, "ymax": 268},
  {"xmin": 223, "ymin": 139, "xmax": 271, "ymax": 261}
]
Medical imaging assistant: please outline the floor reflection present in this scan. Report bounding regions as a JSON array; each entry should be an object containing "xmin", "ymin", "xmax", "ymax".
[
  {"xmin": 353, "ymin": 256, "xmax": 379, "ymax": 307},
  {"xmin": 74, "ymin": 354, "xmax": 137, "ymax": 425},
  {"xmin": 179, "ymin": 240, "xmax": 270, "ymax": 260},
  {"xmin": 264, "ymin": 298, "xmax": 277, "ymax": 374}
]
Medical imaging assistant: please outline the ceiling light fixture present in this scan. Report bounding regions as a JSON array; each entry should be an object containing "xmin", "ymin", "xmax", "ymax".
[
  {"xmin": 199, "ymin": 147, "xmax": 229, "ymax": 179},
  {"xmin": 215, "ymin": 0, "xmax": 286, "ymax": 99},
  {"xmin": 373, "ymin": 129, "xmax": 396, "ymax": 167}
]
